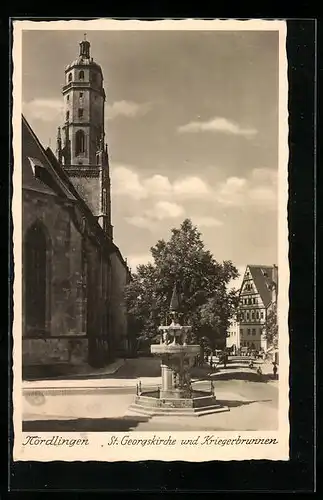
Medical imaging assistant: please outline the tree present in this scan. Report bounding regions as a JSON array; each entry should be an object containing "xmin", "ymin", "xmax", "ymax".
[
  {"xmin": 125, "ymin": 219, "xmax": 239, "ymax": 350},
  {"xmin": 265, "ymin": 306, "xmax": 278, "ymax": 349}
]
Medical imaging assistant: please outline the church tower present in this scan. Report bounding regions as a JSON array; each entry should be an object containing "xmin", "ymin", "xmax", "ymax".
[{"xmin": 56, "ymin": 35, "xmax": 112, "ymax": 239}]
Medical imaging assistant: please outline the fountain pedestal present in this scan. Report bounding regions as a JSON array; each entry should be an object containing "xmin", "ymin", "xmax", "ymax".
[
  {"xmin": 128, "ymin": 299, "xmax": 229, "ymax": 417},
  {"xmin": 152, "ymin": 344, "xmax": 199, "ymax": 400}
]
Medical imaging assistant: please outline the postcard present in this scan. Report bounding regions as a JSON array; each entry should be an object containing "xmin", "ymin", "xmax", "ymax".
[{"xmin": 12, "ymin": 18, "xmax": 289, "ymax": 462}]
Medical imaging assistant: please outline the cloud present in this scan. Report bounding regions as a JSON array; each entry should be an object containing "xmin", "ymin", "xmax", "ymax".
[
  {"xmin": 150, "ymin": 201, "xmax": 185, "ymax": 220},
  {"xmin": 125, "ymin": 216, "xmax": 153, "ymax": 229},
  {"xmin": 173, "ymin": 176, "xmax": 210, "ymax": 197},
  {"xmin": 111, "ymin": 164, "xmax": 211, "ymax": 201},
  {"xmin": 215, "ymin": 168, "xmax": 277, "ymax": 210},
  {"xmin": 191, "ymin": 216, "xmax": 223, "ymax": 228},
  {"xmin": 216, "ymin": 176, "xmax": 248, "ymax": 206},
  {"xmin": 111, "ymin": 165, "xmax": 147, "ymax": 200},
  {"xmin": 143, "ymin": 175, "xmax": 173, "ymax": 197},
  {"xmin": 22, "ymin": 98, "xmax": 151, "ymax": 125},
  {"xmin": 177, "ymin": 116, "xmax": 257, "ymax": 138},
  {"xmin": 22, "ymin": 98, "xmax": 64, "ymax": 123},
  {"xmin": 112, "ymin": 164, "xmax": 277, "ymax": 233},
  {"xmin": 106, "ymin": 100, "xmax": 151, "ymax": 120},
  {"xmin": 126, "ymin": 201, "xmax": 185, "ymax": 229}
]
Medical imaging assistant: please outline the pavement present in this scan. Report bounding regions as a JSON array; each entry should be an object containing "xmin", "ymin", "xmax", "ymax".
[
  {"xmin": 22, "ymin": 356, "xmax": 278, "ymax": 390},
  {"xmin": 22, "ymin": 356, "xmax": 279, "ymax": 431}
]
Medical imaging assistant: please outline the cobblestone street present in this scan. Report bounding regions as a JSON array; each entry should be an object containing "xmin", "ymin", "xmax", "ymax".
[{"xmin": 23, "ymin": 356, "xmax": 279, "ymax": 432}]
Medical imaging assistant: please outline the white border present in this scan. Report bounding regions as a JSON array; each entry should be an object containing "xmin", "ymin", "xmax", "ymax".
[{"xmin": 12, "ymin": 18, "xmax": 289, "ymax": 462}]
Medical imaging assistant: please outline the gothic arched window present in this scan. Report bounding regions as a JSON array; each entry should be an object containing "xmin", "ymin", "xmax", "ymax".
[
  {"xmin": 79, "ymin": 70, "xmax": 84, "ymax": 80},
  {"xmin": 75, "ymin": 130, "xmax": 85, "ymax": 155},
  {"xmin": 68, "ymin": 72, "xmax": 72, "ymax": 82},
  {"xmin": 24, "ymin": 221, "xmax": 51, "ymax": 334}
]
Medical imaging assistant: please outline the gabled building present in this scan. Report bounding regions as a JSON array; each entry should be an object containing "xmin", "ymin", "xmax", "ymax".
[{"xmin": 226, "ymin": 264, "xmax": 278, "ymax": 353}]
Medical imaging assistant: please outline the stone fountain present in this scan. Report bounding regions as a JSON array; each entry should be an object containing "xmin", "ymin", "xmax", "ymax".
[{"xmin": 128, "ymin": 284, "xmax": 229, "ymax": 417}]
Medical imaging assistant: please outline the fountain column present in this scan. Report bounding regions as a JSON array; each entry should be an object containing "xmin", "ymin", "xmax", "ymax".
[{"xmin": 161, "ymin": 361, "xmax": 174, "ymax": 397}]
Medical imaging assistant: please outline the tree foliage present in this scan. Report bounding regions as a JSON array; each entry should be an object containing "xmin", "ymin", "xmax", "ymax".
[
  {"xmin": 265, "ymin": 306, "xmax": 278, "ymax": 349},
  {"xmin": 125, "ymin": 219, "xmax": 239, "ymax": 349}
]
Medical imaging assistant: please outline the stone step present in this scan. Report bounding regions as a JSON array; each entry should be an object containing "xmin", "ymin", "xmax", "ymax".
[
  {"xmin": 134, "ymin": 396, "xmax": 215, "ymax": 410},
  {"xmin": 127, "ymin": 402, "xmax": 229, "ymax": 417}
]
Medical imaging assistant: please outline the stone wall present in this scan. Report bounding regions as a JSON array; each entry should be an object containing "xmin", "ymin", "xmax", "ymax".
[
  {"xmin": 69, "ymin": 175, "xmax": 101, "ymax": 216},
  {"xmin": 22, "ymin": 338, "xmax": 88, "ymax": 365},
  {"xmin": 22, "ymin": 188, "xmax": 111, "ymax": 371},
  {"xmin": 110, "ymin": 251, "xmax": 129, "ymax": 353}
]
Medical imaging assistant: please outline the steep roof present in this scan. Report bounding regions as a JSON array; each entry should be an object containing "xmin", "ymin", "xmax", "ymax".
[
  {"xmin": 22, "ymin": 114, "xmax": 129, "ymax": 271},
  {"xmin": 22, "ymin": 115, "xmax": 76, "ymax": 200},
  {"xmin": 246, "ymin": 265, "xmax": 278, "ymax": 308}
]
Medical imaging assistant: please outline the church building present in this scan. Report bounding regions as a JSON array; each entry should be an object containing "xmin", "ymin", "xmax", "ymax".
[{"xmin": 22, "ymin": 37, "xmax": 131, "ymax": 378}]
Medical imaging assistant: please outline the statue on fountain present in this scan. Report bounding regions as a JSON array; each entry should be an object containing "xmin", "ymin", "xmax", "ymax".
[{"xmin": 158, "ymin": 283, "xmax": 191, "ymax": 346}]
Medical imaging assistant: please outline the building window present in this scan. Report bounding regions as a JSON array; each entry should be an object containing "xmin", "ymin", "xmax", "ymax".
[
  {"xmin": 24, "ymin": 221, "xmax": 50, "ymax": 334},
  {"xmin": 261, "ymin": 311, "xmax": 264, "ymax": 319},
  {"xmin": 256, "ymin": 311, "xmax": 259, "ymax": 319},
  {"xmin": 252, "ymin": 328, "xmax": 256, "ymax": 336},
  {"xmin": 67, "ymin": 95, "xmax": 70, "ymax": 101},
  {"xmin": 68, "ymin": 73, "xmax": 72, "ymax": 82},
  {"xmin": 75, "ymin": 129, "xmax": 85, "ymax": 155},
  {"xmin": 79, "ymin": 70, "xmax": 84, "ymax": 80},
  {"xmin": 80, "ymin": 92, "xmax": 83, "ymax": 98},
  {"xmin": 247, "ymin": 329, "xmax": 251, "ymax": 335},
  {"xmin": 248, "ymin": 298, "xmax": 251, "ymax": 305},
  {"xmin": 246, "ymin": 312, "xmax": 249, "ymax": 320},
  {"xmin": 78, "ymin": 108, "xmax": 84, "ymax": 119},
  {"xmin": 65, "ymin": 110, "xmax": 69, "ymax": 121}
]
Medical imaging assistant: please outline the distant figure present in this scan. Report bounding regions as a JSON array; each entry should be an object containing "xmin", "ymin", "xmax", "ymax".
[
  {"xmin": 257, "ymin": 366, "xmax": 263, "ymax": 377},
  {"xmin": 272, "ymin": 361, "xmax": 278, "ymax": 379},
  {"xmin": 249, "ymin": 360, "xmax": 254, "ymax": 369}
]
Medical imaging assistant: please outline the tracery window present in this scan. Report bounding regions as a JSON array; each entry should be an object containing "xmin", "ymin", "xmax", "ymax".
[
  {"xmin": 24, "ymin": 221, "xmax": 50, "ymax": 334},
  {"xmin": 75, "ymin": 129, "xmax": 85, "ymax": 155}
]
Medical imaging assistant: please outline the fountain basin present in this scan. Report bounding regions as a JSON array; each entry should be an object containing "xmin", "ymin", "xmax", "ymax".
[
  {"xmin": 128, "ymin": 390, "xmax": 229, "ymax": 417},
  {"xmin": 151, "ymin": 344, "xmax": 200, "ymax": 355}
]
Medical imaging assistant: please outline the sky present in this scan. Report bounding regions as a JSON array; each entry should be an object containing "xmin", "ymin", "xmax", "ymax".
[{"xmin": 21, "ymin": 28, "xmax": 279, "ymax": 289}]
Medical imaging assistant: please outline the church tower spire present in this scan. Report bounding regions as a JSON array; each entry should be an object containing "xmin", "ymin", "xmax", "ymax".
[{"xmin": 59, "ymin": 37, "xmax": 112, "ymax": 240}]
